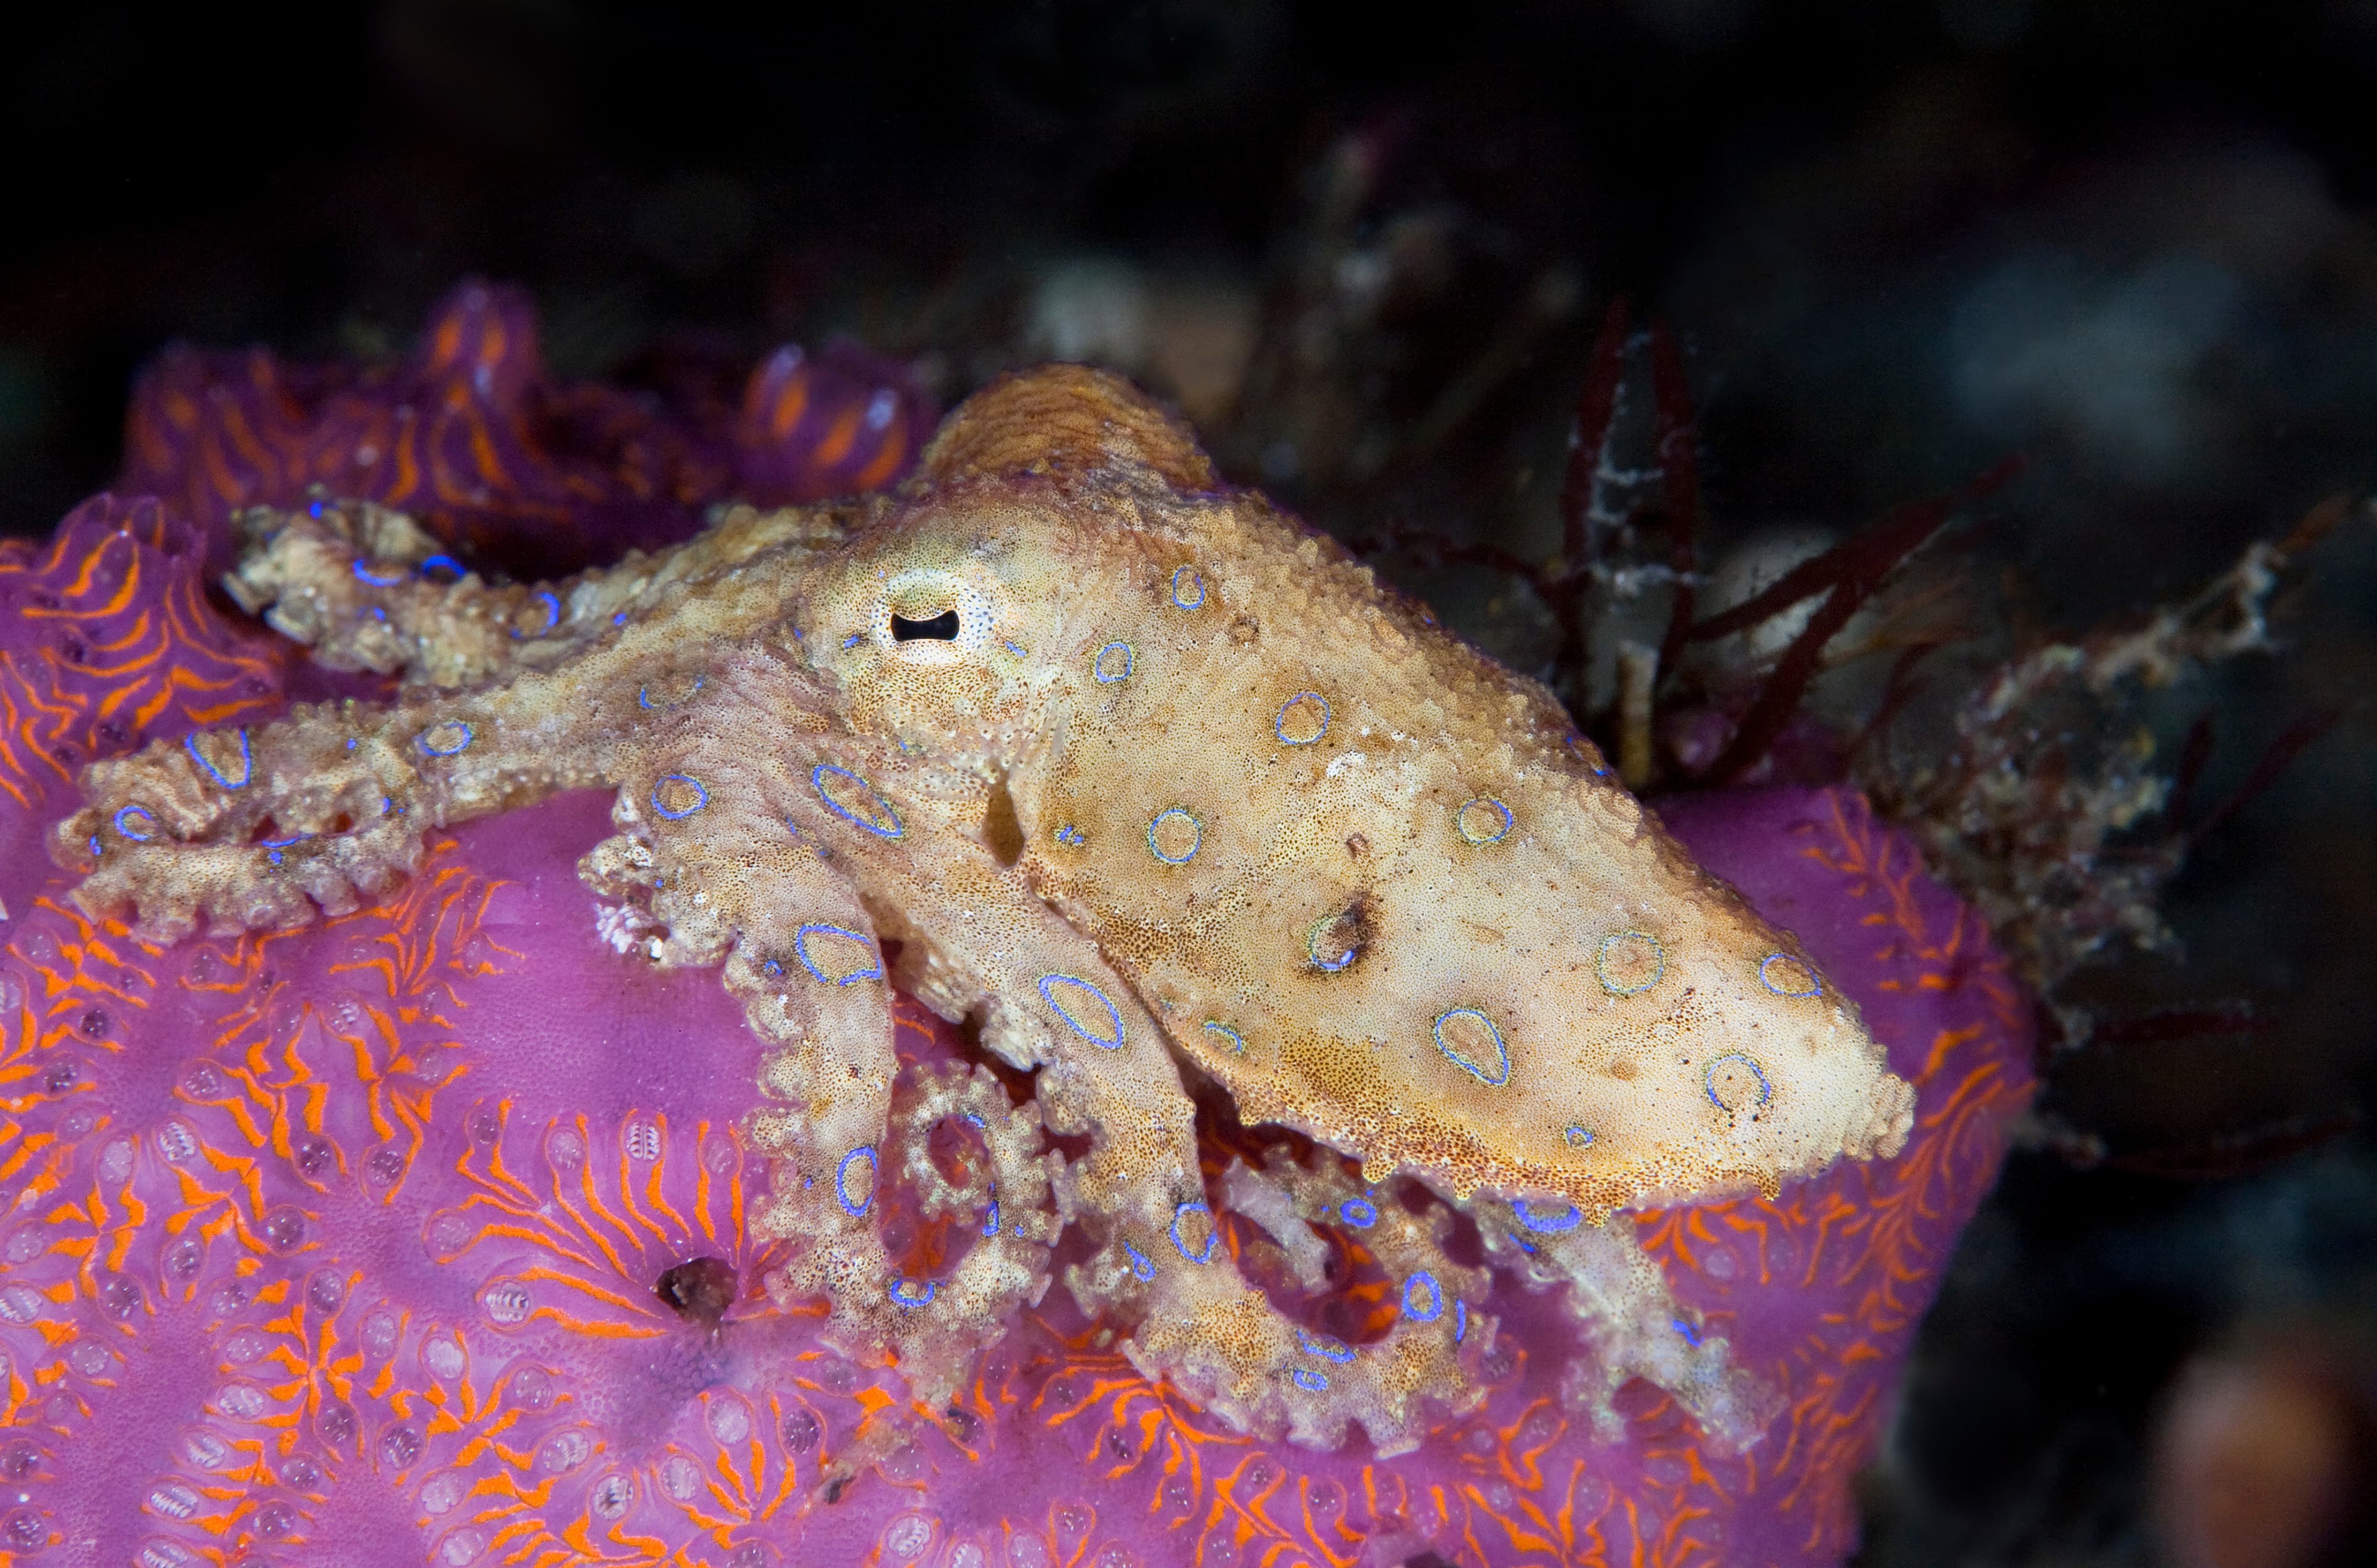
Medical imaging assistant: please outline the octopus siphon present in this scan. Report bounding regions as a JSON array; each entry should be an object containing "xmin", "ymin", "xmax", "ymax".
[{"xmin": 51, "ymin": 366, "xmax": 1915, "ymax": 1455}]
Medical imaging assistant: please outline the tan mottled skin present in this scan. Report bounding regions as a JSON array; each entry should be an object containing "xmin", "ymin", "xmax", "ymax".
[{"xmin": 54, "ymin": 367, "xmax": 1912, "ymax": 1452}]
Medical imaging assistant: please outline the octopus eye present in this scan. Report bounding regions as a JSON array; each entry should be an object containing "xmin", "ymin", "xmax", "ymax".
[{"xmin": 891, "ymin": 609, "xmax": 960, "ymax": 641}]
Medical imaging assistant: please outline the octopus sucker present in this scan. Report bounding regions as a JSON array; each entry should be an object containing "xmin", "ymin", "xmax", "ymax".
[{"xmin": 51, "ymin": 363, "xmax": 1915, "ymax": 1453}]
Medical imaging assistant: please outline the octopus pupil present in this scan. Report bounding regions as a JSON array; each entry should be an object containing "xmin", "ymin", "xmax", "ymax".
[
  {"xmin": 891, "ymin": 609, "xmax": 961, "ymax": 641},
  {"xmin": 653, "ymin": 1256, "xmax": 739, "ymax": 1325}
]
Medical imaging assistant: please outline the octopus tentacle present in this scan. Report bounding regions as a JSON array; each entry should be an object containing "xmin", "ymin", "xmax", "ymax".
[
  {"xmin": 857, "ymin": 830, "xmax": 1489, "ymax": 1453},
  {"xmin": 51, "ymin": 676, "xmax": 612, "ymax": 940},
  {"xmin": 222, "ymin": 496, "xmax": 862, "ymax": 689},
  {"xmin": 599, "ymin": 733, "xmax": 1060, "ymax": 1409},
  {"xmin": 1479, "ymin": 1201, "xmax": 1778, "ymax": 1451}
]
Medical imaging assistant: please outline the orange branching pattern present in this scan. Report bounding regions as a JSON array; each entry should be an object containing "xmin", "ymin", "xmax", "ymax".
[
  {"xmin": 0, "ymin": 495, "xmax": 284, "ymax": 813},
  {"xmin": 119, "ymin": 280, "xmax": 927, "ymax": 567}
]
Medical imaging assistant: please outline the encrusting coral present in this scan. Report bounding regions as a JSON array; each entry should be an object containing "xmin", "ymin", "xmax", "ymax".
[{"xmin": 0, "ymin": 284, "xmax": 2028, "ymax": 1567}]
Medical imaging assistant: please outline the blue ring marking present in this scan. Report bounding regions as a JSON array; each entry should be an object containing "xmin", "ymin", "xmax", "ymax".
[
  {"xmin": 889, "ymin": 1278, "xmax": 937, "ymax": 1307},
  {"xmin": 1273, "ymin": 691, "xmax": 1330, "ymax": 745},
  {"xmin": 113, "ymin": 806, "xmax": 155, "ymax": 842},
  {"xmin": 795, "ymin": 924, "xmax": 882, "ymax": 987},
  {"xmin": 1565, "ymin": 1125, "xmax": 1596, "ymax": 1150},
  {"xmin": 762, "ymin": 959, "xmax": 784, "ymax": 979},
  {"xmin": 1307, "ymin": 914, "xmax": 1359, "ymax": 973},
  {"xmin": 350, "ymin": 560, "xmax": 409, "ymax": 587},
  {"xmin": 416, "ymin": 721, "xmax": 474, "ymax": 758},
  {"xmin": 613, "ymin": 612, "xmax": 629, "ymax": 626},
  {"xmin": 418, "ymin": 553, "xmax": 465, "ymax": 582},
  {"xmin": 1431, "ymin": 1008, "xmax": 1511, "ymax": 1088},
  {"xmin": 984, "ymin": 1200, "xmax": 1000, "ymax": 1237},
  {"xmin": 1037, "ymin": 974, "xmax": 1126, "ymax": 1050},
  {"xmin": 1093, "ymin": 642, "xmax": 1135, "ymax": 683},
  {"xmin": 1170, "ymin": 1202, "xmax": 1218, "ymax": 1263},
  {"xmin": 650, "ymin": 774, "xmax": 710, "ymax": 820},
  {"xmin": 1594, "ymin": 930, "xmax": 1665, "ymax": 996},
  {"xmin": 184, "ymin": 730, "xmax": 253, "ymax": 790},
  {"xmin": 1169, "ymin": 566, "xmax": 1205, "ymax": 609},
  {"xmin": 1513, "ymin": 1198, "xmax": 1583, "ymax": 1235},
  {"xmin": 1758, "ymin": 952, "xmax": 1823, "ymax": 999},
  {"xmin": 1124, "ymin": 1243, "xmax": 1156, "ymax": 1282},
  {"xmin": 1291, "ymin": 1369, "xmax": 1330, "ymax": 1393},
  {"xmin": 308, "ymin": 500, "xmax": 325, "ymax": 519},
  {"xmin": 842, "ymin": 633, "xmax": 863, "ymax": 649},
  {"xmin": 834, "ymin": 1147, "xmax": 877, "ymax": 1218},
  {"xmin": 1296, "ymin": 1329, "xmax": 1356, "ymax": 1364},
  {"xmin": 1054, "ymin": 824, "xmax": 1086, "ymax": 847},
  {"xmin": 1455, "ymin": 797, "xmax": 1514, "ymax": 846},
  {"xmin": 1703, "ymin": 1052, "xmax": 1774, "ymax": 1113},
  {"xmin": 1339, "ymin": 1198, "xmax": 1377, "ymax": 1229},
  {"xmin": 811, "ymin": 764, "xmax": 905, "ymax": 839},
  {"xmin": 88, "ymin": 834, "xmax": 101, "ymax": 859},
  {"xmin": 513, "ymin": 590, "xmax": 560, "ymax": 638},
  {"xmin": 1673, "ymin": 1316, "xmax": 1704, "ymax": 1348},
  {"xmin": 1146, "ymin": 807, "xmax": 1201, "ymax": 865},
  {"xmin": 959, "ymin": 1111, "xmax": 985, "ymax": 1130},
  {"xmin": 1003, "ymin": 639, "xmax": 1029, "ymax": 657},
  {"xmin": 1455, "ymin": 1299, "xmax": 1468, "ymax": 1343},
  {"xmin": 1403, "ymin": 1272, "xmax": 1444, "ymax": 1323},
  {"xmin": 1202, "ymin": 1021, "xmax": 1247, "ymax": 1056}
]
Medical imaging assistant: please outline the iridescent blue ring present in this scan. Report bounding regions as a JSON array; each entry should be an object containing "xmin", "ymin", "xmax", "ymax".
[
  {"xmin": 834, "ymin": 1146, "xmax": 877, "ymax": 1218},
  {"xmin": 1274, "ymin": 691, "xmax": 1330, "ymax": 745},
  {"xmin": 812, "ymin": 764, "xmax": 904, "ymax": 839},
  {"xmin": 1170, "ymin": 1201, "xmax": 1218, "ymax": 1263},
  {"xmin": 1037, "ymin": 974, "xmax": 1125, "ymax": 1050},
  {"xmin": 1758, "ymin": 952, "xmax": 1823, "ymax": 999},
  {"xmin": 1704, "ymin": 1052, "xmax": 1774, "ymax": 1112},
  {"xmin": 795, "ymin": 924, "xmax": 881, "ymax": 987},
  {"xmin": 184, "ymin": 730, "xmax": 253, "ymax": 790},
  {"xmin": 1202, "ymin": 1021, "xmax": 1247, "ymax": 1055},
  {"xmin": 1093, "ymin": 642, "xmax": 1135, "ymax": 683},
  {"xmin": 1296, "ymin": 1329, "xmax": 1356, "ymax": 1364},
  {"xmin": 511, "ymin": 590, "xmax": 560, "ymax": 638},
  {"xmin": 113, "ymin": 806, "xmax": 155, "ymax": 842},
  {"xmin": 1565, "ymin": 1125, "xmax": 1596, "ymax": 1150},
  {"xmin": 1170, "ymin": 566, "xmax": 1205, "ymax": 609},
  {"xmin": 1291, "ymin": 1369, "xmax": 1329, "ymax": 1392},
  {"xmin": 1513, "ymin": 1198, "xmax": 1583, "ymax": 1234},
  {"xmin": 1455, "ymin": 797, "xmax": 1514, "ymax": 846},
  {"xmin": 1338, "ymin": 1198, "xmax": 1377, "ymax": 1229},
  {"xmin": 416, "ymin": 721, "xmax": 474, "ymax": 758},
  {"xmin": 418, "ymin": 554, "xmax": 465, "ymax": 582},
  {"xmin": 1124, "ymin": 1242, "xmax": 1156, "ymax": 1282},
  {"xmin": 983, "ymin": 1200, "xmax": 1000, "ymax": 1237},
  {"xmin": 1402, "ymin": 1272, "xmax": 1444, "ymax": 1323},
  {"xmin": 888, "ymin": 1278, "xmax": 937, "ymax": 1307},
  {"xmin": 1432, "ymin": 1008, "xmax": 1511, "ymax": 1088},
  {"xmin": 1594, "ymin": 930, "xmax": 1665, "ymax": 996},
  {"xmin": 1455, "ymin": 1299, "xmax": 1469, "ymax": 1342},
  {"xmin": 1146, "ymin": 807, "xmax": 1201, "ymax": 865},
  {"xmin": 1307, "ymin": 914, "xmax": 1359, "ymax": 973},
  {"xmin": 650, "ymin": 774, "xmax": 709, "ymax": 820},
  {"xmin": 350, "ymin": 560, "xmax": 409, "ymax": 587}
]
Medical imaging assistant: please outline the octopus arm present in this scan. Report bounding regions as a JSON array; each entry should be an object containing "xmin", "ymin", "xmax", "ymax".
[
  {"xmin": 839, "ymin": 817, "xmax": 1491, "ymax": 1452},
  {"xmin": 51, "ymin": 664, "xmax": 615, "ymax": 941},
  {"xmin": 222, "ymin": 495, "xmax": 849, "ymax": 688}
]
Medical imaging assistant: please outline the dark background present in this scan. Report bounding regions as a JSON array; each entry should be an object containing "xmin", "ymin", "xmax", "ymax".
[{"xmin": 6, "ymin": 4, "xmax": 2375, "ymax": 1564}]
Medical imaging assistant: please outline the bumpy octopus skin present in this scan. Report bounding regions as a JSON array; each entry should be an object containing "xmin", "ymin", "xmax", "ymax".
[{"xmin": 51, "ymin": 366, "xmax": 1913, "ymax": 1453}]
